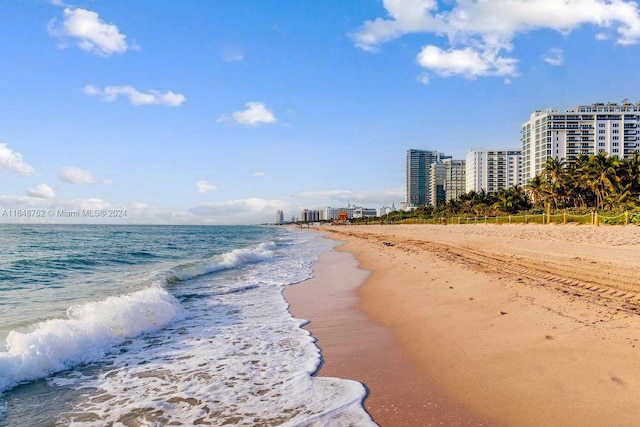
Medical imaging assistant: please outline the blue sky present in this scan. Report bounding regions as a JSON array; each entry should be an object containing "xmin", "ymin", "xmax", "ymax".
[{"xmin": 1, "ymin": 0, "xmax": 639, "ymax": 224}]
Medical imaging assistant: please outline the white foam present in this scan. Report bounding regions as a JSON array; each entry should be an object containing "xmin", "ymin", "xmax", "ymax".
[
  {"xmin": 166, "ymin": 241, "xmax": 276, "ymax": 282},
  {"xmin": 0, "ymin": 286, "xmax": 180, "ymax": 394},
  {"xmin": 47, "ymin": 231, "xmax": 374, "ymax": 426}
]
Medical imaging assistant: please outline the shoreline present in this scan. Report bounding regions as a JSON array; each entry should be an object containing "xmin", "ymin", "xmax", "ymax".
[
  {"xmin": 284, "ymin": 238, "xmax": 494, "ymax": 426},
  {"xmin": 286, "ymin": 224, "xmax": 640, "ymax": 426}
]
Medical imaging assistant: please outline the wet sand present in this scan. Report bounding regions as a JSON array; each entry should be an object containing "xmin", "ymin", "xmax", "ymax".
[{"xmin": 285, "ymin": 224, "xmax": 640, "ymax": 426}]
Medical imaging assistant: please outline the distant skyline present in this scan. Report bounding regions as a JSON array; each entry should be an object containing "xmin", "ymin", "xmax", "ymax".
[{"xmin": 1, "ymin": 0, "xmax": 639, "ymax": 224}]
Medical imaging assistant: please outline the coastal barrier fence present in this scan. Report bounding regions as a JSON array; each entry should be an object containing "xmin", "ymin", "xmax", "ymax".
[{"xmin": 353, "ymin": 211, "xmax": 640, "ymax": 226}]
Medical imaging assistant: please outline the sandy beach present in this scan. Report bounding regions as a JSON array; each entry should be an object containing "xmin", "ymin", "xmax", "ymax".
[{"xmin": 285, "ymin": 224, "xmax": 640, "ymax": 426}]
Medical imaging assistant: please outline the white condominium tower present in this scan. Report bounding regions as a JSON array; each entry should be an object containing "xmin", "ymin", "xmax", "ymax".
[
  {"xmin": 521, "ymin": 102, "xmax": 640, "ymax": 183},
  {"xmin": 443, "ymin": 159, "xmax": 466, "ymax": 202},
  {"xmin": 466, "ymin": 149, "xmax": 522, "ymax": 193}
]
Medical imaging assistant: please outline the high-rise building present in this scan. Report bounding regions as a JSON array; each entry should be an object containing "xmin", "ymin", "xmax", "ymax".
[
  {"xmin": 466, "ymin": 149, "xmax": 522, "ymax": 193},
  {"xmin": 275, "ymin": 210, "xmax": 284, "ymax": 225},
  {"xmin": 443, "ymin": 159, "xmax": 466, "ymax": 202},
  {"xmin": 521, "ymin": 102, "xmax": 640, "ymax": 183},
  {"xmin": 406, "ymin": 149, "xmax": 451, "ymax": 206},
  {"xmin": 300, "ymin": 209, "xmax": 321, "ymax": 222},
  {"xmin": 429, "ymin": 162, "xmax": 446, "ymax": 206}
]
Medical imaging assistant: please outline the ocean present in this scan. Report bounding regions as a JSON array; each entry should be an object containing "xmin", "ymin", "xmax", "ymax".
[{"xmin": 0, "ymin": 225, "xmax": 374, "ymax": 426}]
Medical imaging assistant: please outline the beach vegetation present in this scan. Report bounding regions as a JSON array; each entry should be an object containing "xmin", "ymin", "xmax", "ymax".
[{"xmin": 349, "ymin": 152, "xmax": 640, "ymax": 226}]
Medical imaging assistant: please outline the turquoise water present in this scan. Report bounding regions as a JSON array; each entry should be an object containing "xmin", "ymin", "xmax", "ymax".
[{"xmin": 0, "ymin": 225, "xmax": 374, "ymax": 426}]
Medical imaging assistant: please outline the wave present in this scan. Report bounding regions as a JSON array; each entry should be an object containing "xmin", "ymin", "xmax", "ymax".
[
  {"xmin": 165, "ymin": 241, "xmax": 277, "ymax": 283},
  {"xmin": 0, "ymin": 241, "xmax": 277, "ymax": 395},
  {"xmin": 0, "ymin": 286, "xmax": 180, "ymax": 394}
]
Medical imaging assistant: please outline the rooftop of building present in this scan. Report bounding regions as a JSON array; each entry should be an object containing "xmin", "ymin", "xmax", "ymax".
[{"xmin": 531, "ymin": 101, "xmax": 640, "ymax": 116}]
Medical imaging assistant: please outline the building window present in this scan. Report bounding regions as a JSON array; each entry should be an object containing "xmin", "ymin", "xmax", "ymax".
[
  {"xmin": 598, "ymin": 136, "xmax": 605, "ymax": 140},
  {"xmin": 599, "ymin": 123, "xmax": 605, "ymax": 127},
  {"xmin": 613, "ymin": 136, "xmax": 619, "ymax": 141},
  {"xmin": 613, "ymin": 129, "xmax": 619, "ymax": 134},
  {"xmin": 599, "ymin": 129, "xmax": 605, "ymax": 134},
  {"xmin": 613, "ymin": 123, "xmax": 619, "ymax": 127}
]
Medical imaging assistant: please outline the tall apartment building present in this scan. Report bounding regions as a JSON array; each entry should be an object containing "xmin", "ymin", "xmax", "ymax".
[
  {"xmin": 521, "ymin": 102, "xmax": 640, "ymax": 183},
  {"xmin": 300, "ymin": 209, "xmax": 321, "ymax": 222},
  {"xmin": 466, "ymin": 149, "xmax": 522, "ymax": 193},
  {"xmin": 429, "ymin": 162, "xmax": 446, "ymax": 206},
  {"xmin": 406, "ymin": 149, "xmax": 451, "ymax": 206},
  {"xmin": 275, "ymin": 210, "xmax": 284, "ymax": 225},
  {"xmin": 443, "ymin": 159, "xmax": 466, "ymax": 202}
]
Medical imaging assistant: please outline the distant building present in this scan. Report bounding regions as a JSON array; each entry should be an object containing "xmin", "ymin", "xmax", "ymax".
[
  {"xmin": 275, "ymin": 210, "xmax": 284, "ymax": 225},
  {"xmin": 406, "ymin": 149, "xmax": 451, "ymax": 207},
  {"xmin": 300, "ymin": 209, "xmax": 321, "ymax": 222},
  {"xmin": 376, "ymin": 202, "xmax": 397, "ymax": 217},
  {"xmin": 429, "ymin": 162, "xmax": 446, "ymax": 206},
  {"xmin": 466, "ymin": 149, "xmax": 522, "ymax": 193},
  {"xmin": 443, "ymin": 159, "xmax": 466, "ymax": 202},
  {"xmin": 521, "ymin": 102, "xmax": 640, "ymax": 183},
  {"xmin": 353, "ymin": 207, "xmax": 378, "ymax": 218},
  {"xmin": 323, "ymin": 207, "xmax": 354, "ymax": 220}
]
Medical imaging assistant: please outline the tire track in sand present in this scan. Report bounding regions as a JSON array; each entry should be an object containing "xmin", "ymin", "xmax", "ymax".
[{"xmin": 326, "ymin": 228, "xmax": 640, "ymax": 316}]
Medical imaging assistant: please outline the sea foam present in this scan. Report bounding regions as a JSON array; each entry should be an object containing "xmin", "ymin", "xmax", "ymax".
[
  {"xmin": 165, "ymin": 241, "xmax": 276, "ymax": 282},
  {"xmin": 0, "ymin": 286, "xmax": 180, "ymax": 394}
]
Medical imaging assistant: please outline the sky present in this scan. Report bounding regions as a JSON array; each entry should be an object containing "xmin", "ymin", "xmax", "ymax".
[{"xmin": 1, "ymin": 0, "xmax": 640, "ymax": 224}]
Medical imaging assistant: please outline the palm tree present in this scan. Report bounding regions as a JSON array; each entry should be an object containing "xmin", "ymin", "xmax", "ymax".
[
  {"xmin": 581, "ymin": 152, "xmax": 620, "ymax": 210},
  {"xmin": 525, "ymin": 175, "xmax": 547, "ymax": 209},
  {"xmin": 544, "ymin": 157, "xmax": 567, "ymax": 209},
  {"xmin": 620, "ymin": 151, "xmax": 640, "ymax": 201},
  {"xmin": 493, "ymin": 189, "xmax": 515, "ymax": 214}
]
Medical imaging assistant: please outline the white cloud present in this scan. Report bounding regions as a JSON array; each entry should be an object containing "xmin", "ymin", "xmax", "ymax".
[
  {"xmin": 351, "ymin": 0, "xmax": 442, "ymax": 52},
  {"xmin": 190, "ymin": 198, "xmax": 285, "ymax": 224},
  {"xmin": 219, "ymin": 102, "xmax": 277, "ymax": 126},
  {"xmin": 353, "ymin": 0, "xmax": 640, "ymax": 79},
  {"xmin": 27, "ymin": 183, "xmax": 56, "ymax": 199},
  {"xmin": 291, "ymin": 188, "xmax": 405, "ymax": 208},
  {"xmin": 48, "ymin": 7, "xmax": 129, "ymax": 56},
  {"xmin": 417, "ymin": 45, "xmax": 517, "ymax": 78},
  {"xmin": 417, "ymin": 72, "xmax": 430, "ymax": 84},
  {"xmin": 59, "ymin": 167, "xmax": 110, "ymax": 185},
  {"xmin": 252, "ymin": 171, "xmax": 268, "ymax": 178},
  {"xmin": 0, "ymin": 143, "xmax": 35, "ymax": 175},
  {"xmin": 197, "ymin": 180, "xmax": 217, "ymax": 194},
  {"xmin": 224, "ymin": 53, "xmax": 245, "ymax": 62},
  {"xmin": 0, "ymin": 195, "xmax": 203, "ymax": 225},
  {"xmin": 84, "ymin": 85, "xmax": 186, "ymax": 107},
  {"xmin": 543, "ymin": 47, "xmax": 564, "ymax": 66}
]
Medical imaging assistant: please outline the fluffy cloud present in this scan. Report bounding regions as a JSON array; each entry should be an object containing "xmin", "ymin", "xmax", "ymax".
[
  {"xmin": 0, "ymin": 195, "xmax": 201, "ymax": 225},
  {"xmin": 27, "ymin": 183, "xmax": 56, "ymax": 199},
  {"xmin": 190, "ymin": 198, "xmax": 285, "ymax": 224},
  {"xmin": 0, "ymin": 186, "xmax": 404, "ymax": 225},
  {"xmin": 417, "ymin": 45, "xmax": 517, "ymax": 78},
  {"xmin": 543, "ymin": 47, "xmax": 564, "ymax": 66},
  {"xmin": 197, "ymin": 180, "xmax": 217, "ymax": 194},
  {"xmin": 252, "ymin": 171, "xmax": 268, "ymax": 178},
  {"xmin": 59, "ymin": 167, "xmax": 110, "ymax": 185},
  {"xmin": 84, "ymin": 85, "xmax": 186, "ymax": 107},
  {"xmin": 48, "ymin": 7, "xmax": 129, "ymax": 56},
  {"xmin": 218, "ymin": 102, "xmax": 277, "ymax": 126},
  {"xmin": 352, "ymin": 0, "xmax": 442, "ymax": 51},
  {"xmin": 353, "ymin": 0, "xmax": 640, "ymax": 79},
  {"xmin": 0, "ymin": 143, "xmax": 35, "ymax": 175}
]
